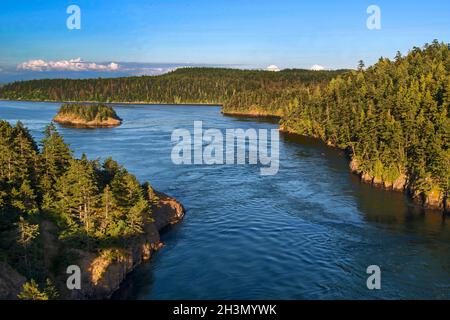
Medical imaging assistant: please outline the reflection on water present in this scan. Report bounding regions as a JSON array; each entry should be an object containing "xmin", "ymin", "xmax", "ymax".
[{"xmin": 1, "ymin": 100, "xmax": 449, "ymax": 300}]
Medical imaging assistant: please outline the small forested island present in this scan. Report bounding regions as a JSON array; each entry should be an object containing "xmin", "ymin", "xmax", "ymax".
[
  {"xmin": 53, "ymin": 103, "xmax": 122, "ymax": 127},
  {"xmin": 0, "ymin": 121, "xmax": 184, "ymax": 299},
  {"xmin": 0, "ymin": 41, "xmax": 448, "ymax": 212}
]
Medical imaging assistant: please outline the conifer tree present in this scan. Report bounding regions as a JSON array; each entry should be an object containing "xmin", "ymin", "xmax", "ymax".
[
  {"xmin": 58, "ymin": 156, "xmax": 99, "ymax": 235},
  {"xmin": 40, "ymin": 123, "xmax": 72, "ymax": 209},
  {"xmin": 16, "ymin": 216, "xmax": 39, "ymax": 273},
  {"xmin": 17, "ymin": 279, "xmax": 48, "ymax": 300}
]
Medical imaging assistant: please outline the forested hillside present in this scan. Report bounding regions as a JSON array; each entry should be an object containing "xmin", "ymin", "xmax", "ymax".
[
  {"xmin": 281, "ymin": 41, "xmax": 449, "ymax": 210},
  {"xmin": 0, "ymin": 121, "xmax": 159, "ymax": 299},
  {"xmin": 0, "ymin": 68, "xmax": 347, "ymax": 116}
]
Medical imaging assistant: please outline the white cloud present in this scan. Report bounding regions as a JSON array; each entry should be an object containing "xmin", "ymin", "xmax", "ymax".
[
  {"xmin": 17, "ymin": 58, "xmax": 120, "ymax": 72},
  {"xmin": 311, "ymin": 64, "xmax": 325, "ymax": 71},
  {"xmin": 267, "ymin": 64, "xmax": 280, "ymax": 72}
]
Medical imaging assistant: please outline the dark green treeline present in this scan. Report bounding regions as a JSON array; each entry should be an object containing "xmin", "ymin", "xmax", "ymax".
[{"xmin": 0, "ymin": 68, "xmax": 347, "ymax": 115}]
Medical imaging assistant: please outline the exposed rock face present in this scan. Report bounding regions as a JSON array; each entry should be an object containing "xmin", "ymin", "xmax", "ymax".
[
  {"xmin": 349, "ymin": 159, "xmax": 360, "ymax": 173},
  {"xmin": 68, "ymin": 192, "xmax": 184, "ymax": 299},
  {"xmin": 348, "ymin": 156, "xmax": 446, "ymax": 212},
  {"xmin": 361, "ymin": 172, "xmax": 374, "ymax": 184},
  {"xmin": 372, "ymin": 176, "xmax": 383, "ymax": 186},
  {"xmin": 421, "ymin": 189, "xmax": 447, "ymax": 212},
  {"xmin": 222, "ymin": 108, "xmax": 283, "ymax": 118},
  {"xmin": 0, "ymin": 262, "xmax": 26, "ymax": 300},
  {"xmin": 349, "ymin": 158, "xmax": 382, "ymax": 186},
  {"xmin": 392, "ymin": 174, "xmax": 407, "ymax": 192},
  {"xmin": 152, "ymin": 191, "xmax": 186, "ymax": 230},
  {"xmin": 53, "ymin": 114, "xmax": 122, "ymax": 128},
  {"xmin": 383, "ymin": 180, "xmax": 393, "ymax": 189}
]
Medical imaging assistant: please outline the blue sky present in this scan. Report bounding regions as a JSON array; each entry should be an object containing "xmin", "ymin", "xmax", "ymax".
[{"xmin": 0, "ymin": 0, "xmax": 449, "ymax": 81}]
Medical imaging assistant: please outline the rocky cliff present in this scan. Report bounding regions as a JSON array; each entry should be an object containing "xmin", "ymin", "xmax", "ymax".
[
  {"xmin": 349, "ymin": 158, "xmax": 447, "ymax": 213},
  {"xmin": 68, "ymin": 192, "xmax": 184, "ymax": 299},
  {"xmin": 0, "ymin": 191, "xmax": 184, "ymax": 300},
  {"xmin": 278, "ymin": 124, "xmax": 448, "ymax": 214}
]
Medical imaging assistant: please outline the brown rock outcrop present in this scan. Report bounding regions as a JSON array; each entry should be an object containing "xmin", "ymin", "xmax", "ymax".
[
  {"xmin": 53, "ymin": 114, "xmax": 122, "ymax": 128},
  {"xmin": 68, "ymin": 192, "xmax": 184, "ymax": 299}
]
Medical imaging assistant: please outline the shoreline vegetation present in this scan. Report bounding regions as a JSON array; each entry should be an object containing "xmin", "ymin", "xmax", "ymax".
[
  {"xmin": 279, "ymin": 42, "xmax": 449, "ymax": 213},
  {"xmin": 0, "ymin": 41, "xmax": 448, "ymax": 213},
  {"xmin": 53, "ymin": 103, "xmax": 122, "ymax": 128},
  {"xmin": 0, "ymin": 98, "xmax": 222, "ymax": 106},
  {"xmin": 0, "ymin": 121, "xmax": 184, "ymax": 299}
]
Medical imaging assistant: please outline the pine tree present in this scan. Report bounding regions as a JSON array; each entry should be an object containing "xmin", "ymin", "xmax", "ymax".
[
  {"xmin": 16, "ymin": 216, "xmax": 39, "ymax": 248},
  {"xmin": 16, "ymin": 216, "xmax": 39, "ymax": 273},
  {"xmin": 12, "ymin": 122, "xmax": 39, "ymax": 184},
  {"xmin": 40, "ymin": 123, "xmax": 72, "ymax": 209},
  {"xmin": 56, "ymin": 156, "xmax": 99, "ymax": 235},
  {"xmin": 43, "ymin": 278, "xmax": 59, "ymax": 300},
  {"xmin": 11, "ymin": 180, "xmax": 38, "ymax": 215},
  {"xmin": 143, "ymin": 182, "xmax": 159, "ymax": 207},
  {"xmin": 17, "ymin": 279, "xmax": 48, "ymax": 300},
  {"xmin": 125, "ymin": 197, "xmax": 147, "ymax": 236},
  {"xmin": 357, "ymin": 60, "xmax": 365, "ymax": 71},
  {"xmin": 97, "ymin": 184, "xmax": 120, "ymax": 237}
]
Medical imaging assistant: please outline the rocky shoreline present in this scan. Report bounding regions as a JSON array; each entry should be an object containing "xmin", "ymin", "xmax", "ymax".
[
  {"xmin": 221, "ymin": 108, "xmax": 283, "ymax": 118},
  {"xmin": 68, "ymin": 191, "xmax": 185, "ymax": 299},
  {"xmin": 53, "ymin": 114, "xmax": 122, "ymax": 128},
  {"xmin": 0, "ymin": 191, "xmax": 185, "ymax": 300},
  {"xmin": 280, "ymin": 126, "xmax": 448, "ymax": 214},
  {"xmin": 348, "ymin": 158, "xmax": 447, "ymax": 212}
]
